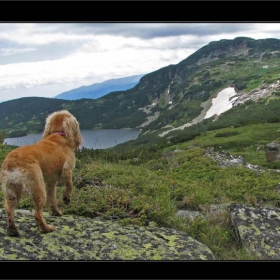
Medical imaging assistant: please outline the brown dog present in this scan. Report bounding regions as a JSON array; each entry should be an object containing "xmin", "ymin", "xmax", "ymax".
[{"xmin": 1, "ymin": 110, "xmax": 82, "ymax": 236}]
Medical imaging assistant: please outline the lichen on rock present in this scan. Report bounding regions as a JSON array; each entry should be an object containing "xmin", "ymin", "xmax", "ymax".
[
  {"xmin": 0, "ymin": 208, "xmax": 215, "ymax": 260},
  {"xmin": 229, "ymin": 204, "xmax": 280, "ymax": 259}
]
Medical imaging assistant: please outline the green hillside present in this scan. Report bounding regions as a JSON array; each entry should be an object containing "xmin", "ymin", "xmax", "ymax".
[
  {"xmin": 0, "ymin": 37, "xmax": 280, "ymax": 260},
  {"xmin": 0, "ymin": 120, "xmax": 279, "ymax": 260},
  {"xmin": 1, "ymin": 37, "xmax": 280, "ymax": 139}
]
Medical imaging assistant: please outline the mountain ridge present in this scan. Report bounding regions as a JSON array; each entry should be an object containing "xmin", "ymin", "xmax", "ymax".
[
  {"xmin": 1, "ymin": 37, "xmax": 280, "ymax": 262},
  {"xmin": 54, "ymin": 74, "xmax": 145, "ymax": 100},
  {"xmin": 0, "ymin": 36, "xmax": 280, "ymax": 140}
]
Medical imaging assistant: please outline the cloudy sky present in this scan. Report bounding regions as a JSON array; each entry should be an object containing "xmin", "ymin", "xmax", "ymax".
[{"xmin": 1, "ymin": 22, "xmax": 280, "ymax": 103}]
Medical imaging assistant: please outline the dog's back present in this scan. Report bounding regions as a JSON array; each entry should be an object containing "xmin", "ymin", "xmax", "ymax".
[
  {"xmin": 1, "ymin": 135, "xmax": 75, "ymax": 195},
  {"xmin": 2, "ymin": 135, "xmax": 75, "ymax": 176}
]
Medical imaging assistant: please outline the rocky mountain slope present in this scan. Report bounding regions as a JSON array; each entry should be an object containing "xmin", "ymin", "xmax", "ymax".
[
  {"xmin": 1, "ymin": 37, "xmax": 280, "ymax": 261},
  {"xmin": 0, "ymin": 37, "xmax": 279, "ymax": 141}
]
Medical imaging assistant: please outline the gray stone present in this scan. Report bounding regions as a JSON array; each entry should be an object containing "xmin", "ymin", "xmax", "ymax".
[
  {"xmin": 229, "ymin": 204, "xmax": 280, "ymax": 259},
  {"xmin": 205, "ymin": 149, "xmax": 264, "ymax": 171},
  {"xmin": 0, "ymin": 208, "xmax": 215, "ymax": 260},
  {"xmin": 176, "ymin": 210, "xmax": 204, "ymax": 221},
  {"xmin": 265, "ymin": 142, "xmax": 280, "ymax": 162}
]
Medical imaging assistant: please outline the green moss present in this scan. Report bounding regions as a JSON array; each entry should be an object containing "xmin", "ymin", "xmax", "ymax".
[
  {"xmin": 102, "ymin": 232, "xmax": 115, "ymax": 239},
  {"xmin": 144, "ymin": 243, "xmax": 152, "ymax": 249}
]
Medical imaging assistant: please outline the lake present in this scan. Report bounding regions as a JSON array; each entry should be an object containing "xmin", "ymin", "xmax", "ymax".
[{"xmin": 4, "ymin": 129, "xmax": 141, "ymax": 150}]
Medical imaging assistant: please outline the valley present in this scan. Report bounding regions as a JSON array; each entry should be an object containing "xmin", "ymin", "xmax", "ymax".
[{"xmin": 0, "ymin": 37, "xmax": 280, "ymax": 260}]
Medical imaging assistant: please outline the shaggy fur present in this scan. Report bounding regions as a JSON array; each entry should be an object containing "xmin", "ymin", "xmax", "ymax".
[{"xmin": 1, "ymin": 110, "xmax": 82, "ymax": 236}]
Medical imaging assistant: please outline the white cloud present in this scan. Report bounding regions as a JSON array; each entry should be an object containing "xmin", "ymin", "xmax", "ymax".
[
  {"xmin": 0, "ymin": 47, "xmax": 36, "ymax": 56},
  {"xmin": 0, "ymin": 23, "xmax": 94, "ymax": 45},
  {"xmin": 1, "ymin": 23, "xmax": 280, "ymax": 102},
  {"xmin": 0, "ymin": 35, "xmax": 195, "ymax": 93}
]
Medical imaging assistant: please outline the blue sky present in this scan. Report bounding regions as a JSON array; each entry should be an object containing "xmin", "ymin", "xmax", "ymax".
[{"xmin": 1, "ymin": 22, "xmax": 280, "ymax": 103}]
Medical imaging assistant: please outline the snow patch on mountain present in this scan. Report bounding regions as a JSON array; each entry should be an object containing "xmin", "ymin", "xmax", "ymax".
[
  {"xmin": 159, "ymin": 87, "xmax": 238, "ymax": 137},
  {"xmin": 204, "ymin": 87, "xmax": 238, "ymax": 119},
  {"xmin": 159, "ymin": 80, "xmax": 280, "ymax": 138}
]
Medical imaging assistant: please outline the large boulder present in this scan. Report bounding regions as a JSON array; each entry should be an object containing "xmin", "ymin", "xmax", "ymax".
[
  {"xmin": 229, "ymin": 204, "xmax": 280, "ymax": 259},
  {"xmin": 0, "ymin": 209, "xmax": 215, "ymax": 260},
  {"xmin": 265, "ymin": 141, "xmax": 280, "ymax": 162}
]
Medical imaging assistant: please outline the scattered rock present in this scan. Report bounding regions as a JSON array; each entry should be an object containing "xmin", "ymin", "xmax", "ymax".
[
  {"xmin": 205, "ymin": 149, "xmax": 246, "ymax": 168},
  {"xmin": 233, "ymin": 81, "xmax": 280, "ymax": 107},
  {"xmin": 205, "ymin": 148, "xmax": 264, "ymax": 172},
  {"xmin": 275, "ymin": 183, "xmax": 280, "ymax": 195},
  {"xmin": 75, "ymin": 177, "xmax": 106, "ymax": 189},
  {"xmin": 176, "ymin": 210, "xmax": 204, "ymax": 221},
  {"xmin": 265, "ymin": 141, "xmax": 280, "ymax": 162},
  {"xmin": 204, "ymin": 203, "xmax": 230, "ymax": 216}
]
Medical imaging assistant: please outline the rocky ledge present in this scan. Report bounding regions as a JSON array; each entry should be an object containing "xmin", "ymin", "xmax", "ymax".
[
  {"xmin": 0, "ymin": 209, "xmax": 214, "ymax": 260},
  {"xmin": 2, "ymin": 203, "xmax": 280, "ymax": 260}
]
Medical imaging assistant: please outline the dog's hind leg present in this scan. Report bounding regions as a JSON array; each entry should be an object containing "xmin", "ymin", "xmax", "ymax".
[
  {"xmin": 5, "ymin": 189, "xmax": 21, "ymax": 237},
  {"xmin": 29, "ymin": 168, "xmax": 55, "ymax": 233},
  {"xmin": 46, "ymin": 181, "xmax": 62, "ymax": 216},
  {"xmin": 1, "ymin": 171, "xmax": 23, "ymax": 237},
  {"xmin": 33, "ymin": 187, "xmax": 55, "ymax": 233}
]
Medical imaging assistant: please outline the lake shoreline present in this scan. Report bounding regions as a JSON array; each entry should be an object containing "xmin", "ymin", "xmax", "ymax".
[{"xmin": 4, "ymin": 129, "xmax": 140, "ymax": 150}]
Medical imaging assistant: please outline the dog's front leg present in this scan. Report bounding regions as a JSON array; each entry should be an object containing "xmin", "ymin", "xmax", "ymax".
[
  {"xmin": 46, "ymin": 181, "xmax": 63, "ymax": 216},
  {"xmin": 61, "ymin": 167, "xmax": 73, "ymax": 205}
]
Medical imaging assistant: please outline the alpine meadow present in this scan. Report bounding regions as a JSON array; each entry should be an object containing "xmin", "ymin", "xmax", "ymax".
[{"xmin": 0, "ymin": 37, "xmax": 280, "ymax": 260}]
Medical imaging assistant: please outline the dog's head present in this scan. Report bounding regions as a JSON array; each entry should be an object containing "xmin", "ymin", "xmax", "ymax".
[{"xmin": 42, "ymin": 110, "xmax": 82, "ymax": 150}]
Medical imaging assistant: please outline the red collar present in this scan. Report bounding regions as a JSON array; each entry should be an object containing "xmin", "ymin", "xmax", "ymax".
[{"xmin": 52, "ymin": 131, "xmax": 66, "ymax": 136}]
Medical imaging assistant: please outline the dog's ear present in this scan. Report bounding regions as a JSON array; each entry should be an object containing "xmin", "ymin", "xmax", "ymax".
[
  {"xmin": 62, "ymin": 116, "xmax": 82, "ymax": 150},
  {"xmin": 42, "ymin": 114, "xmax": 52, "ymax": 139}
]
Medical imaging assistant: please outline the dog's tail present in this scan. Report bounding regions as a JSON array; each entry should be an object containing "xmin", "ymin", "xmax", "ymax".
[{"xmin": 1, "ymin": 168, "xmax": 28, "ymax": 206}]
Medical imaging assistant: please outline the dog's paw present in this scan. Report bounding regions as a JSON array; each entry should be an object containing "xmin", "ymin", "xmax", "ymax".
[
  {"xmin": 63, "ymin": 196, "xmax": 71, "ymax": 205},
  {"xmin": 51, "ymin": 209, "xmax": 63, "ymax": 216},
  {"xmin": 41, "ymin": 224, "xmax": 55, "ymax": 233},
  {"xmin": 7, "ymin": 227, "xmax": 20, "ymax": 237}
]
